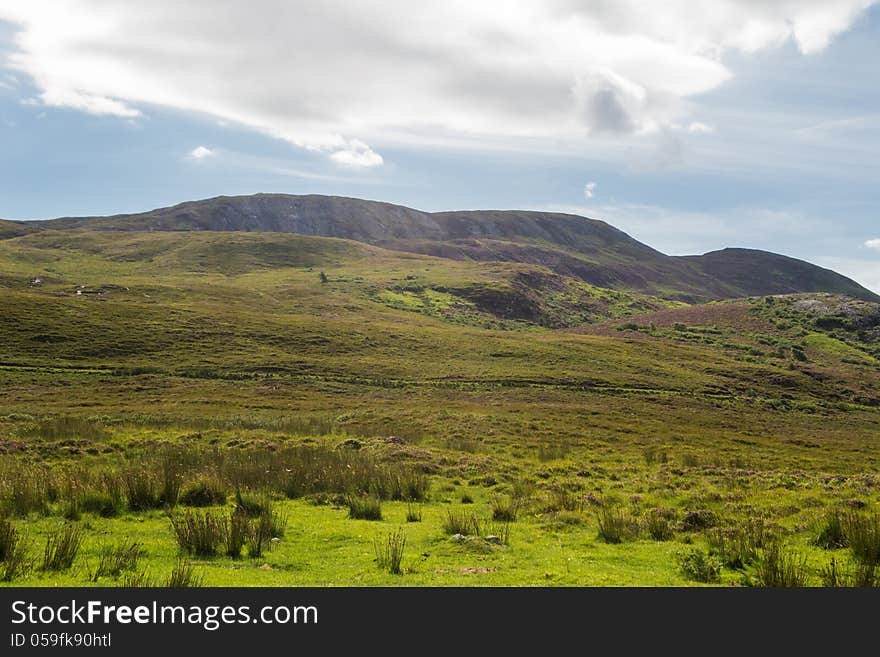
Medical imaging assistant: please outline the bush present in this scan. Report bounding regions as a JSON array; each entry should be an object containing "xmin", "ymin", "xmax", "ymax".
[
  {"xmin": 170, "ymin": 510, "xmax": 226, "ymax": 557},
  {"xmin": 596, "ymin": 507, "xmax": 640, "ymax": 544},
  {"xmin": 374, "ymin": 528, "xmax": 406, "ymax": 575},
  {"xmin": 347, "ymin": 496, "xmax": 383, "ymax": 521},
  {"xmin": 180, "ymin": 478, "xmax": 229, "ymax": 507},
  {"xmin": 678, "ymin": 548, "xmax": 722, "ymax": 583},
  {"xmin": 42, "ymin": 523, "xmax": 83, "ymax": 571}
]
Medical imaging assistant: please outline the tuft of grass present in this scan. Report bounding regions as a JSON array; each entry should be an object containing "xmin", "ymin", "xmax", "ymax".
[
  {"xmin": 644, "ymin": 508, "xmax": 675, "ymax": 541},
  {"xmin": 374, "ymin": 528, "xmax": 406, "ymax": 575},
  {"xmin": 119, "ymin": 568, "xmax": 156, "ymax": 587},
  {"xmin": 170, "ymin": 510, "xmax": 226, "ymax": 557},
  {"xmin": 752, "ymin": 544, "xmax": 810, "ymax": 587},
  {"xmin": 841, "ymin": 512, "xmax": 880, "ymax": 565},
  {"xmin": 405, "ymin": 503, "xmax": 422, "ymax": 523},
  {"xmin": 166, "ymin": 559, "xmax": 203, "ymax": 587},
  {"xmin": 124, "ymin": 468, "xmax": 162, "ymax": 512},
  {"xmin": 247, "ymin": 507, "xmax": 279, "ymax": 559},
  {"xmin": 678, "ymin": 548, "xmax": 722, "ymax": 583},
  {"xmin": 707, "ymin": 519, "xmax": 775, "ymax": 569},
  {"xmin": 42, "ymin": 523, "xmax": 83, "ymax": 571},
  {"xmin": 225, "ymin": 509, "xmax": 250, "ymax": 559},
  {"xmin": 347, "ymin": 496, "xmax": 383, "ymax": 521},
  {"xmin": 180, "ymin": 477, "xmax": 229, "ymax": 507},
  {"xmin": 491, "ymin": 496, "xmax": 519, "ymax": 522},
  {"xmin": 0, "ymin": 517, "xmax": 31, "ymax": 581},
  {"xmin": 77, "ymin": 489, "xmax": 124, "ymax": 518},
  {"xmin": 596, "ymin": 507, "xmax": 640, "ymax": 544},
  {"xmin": 814, "ymin": 510, "xmax": 847, "ymax": 549},
  {"xmin": 442, "ymin": 509, "xmax": 482, "ymax": 536},
  {"xmin": 90, "ymin": 541, "xmax": 143, "ymax": 581}
]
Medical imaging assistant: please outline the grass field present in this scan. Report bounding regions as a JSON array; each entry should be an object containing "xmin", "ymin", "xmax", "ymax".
[{"xmin": 1, "ymin": 230, "xmax": 879, "ymax": 586}]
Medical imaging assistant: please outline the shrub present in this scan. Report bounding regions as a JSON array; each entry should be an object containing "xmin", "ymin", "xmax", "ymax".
[
  {"xmin": 347, "ymin": 496, "xmax": 383, "ymax": 521},
  {"xmin": 596, "ymin": 507, "xmax": 640, "ymax": 544},
  {"xmin": 678, "ymin": 548, "xmax": 722, "ymax": 583},
  {"xmin": 91, "ymin": 542, "xmax": 143, "ymax": 580},
  {"xmin": 170, "ymin": 510, "xmax": 226, "ymax": 557},
  {"xmin": 374, "ymin": 528, "xmax": 406, "ymax": 575},
  {"xmin": 180, "ymin": 478, "xmax": 229, "ymax": 507},
  {"xmin": 166, "ymin": 559, "xmax": 203, "ymax": 587},
  {"xmin": 42, "ymin": 523, "xmax": 83, "ymax": 571},
  {"xmin": 752, "ymin": 544, "xmax": 810, "ymax": 587}
]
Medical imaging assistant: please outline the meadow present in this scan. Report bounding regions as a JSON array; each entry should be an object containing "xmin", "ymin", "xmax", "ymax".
[{"xmin": 1, "ymin": 230, "xmax": 878, "ymax": 586}]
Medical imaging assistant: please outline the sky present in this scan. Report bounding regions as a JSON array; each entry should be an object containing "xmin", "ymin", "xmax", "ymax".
[{"xmin": 0, "ymin": 1, "xmax": 878, "ymax": 292}]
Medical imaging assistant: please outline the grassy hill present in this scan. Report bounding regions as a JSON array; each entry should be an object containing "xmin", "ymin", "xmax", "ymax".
[
  {"xmin": 0, "ymin": 210, "xmax": 878, "ymax": 587},
  {"xmin": 11, "ymin": 193, "xmax": 877, "ymax": 302}
]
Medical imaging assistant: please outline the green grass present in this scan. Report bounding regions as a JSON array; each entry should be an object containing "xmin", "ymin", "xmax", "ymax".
[{"xmin": 0, "ymin": 230, "xmax": 877, "ymax": 586}]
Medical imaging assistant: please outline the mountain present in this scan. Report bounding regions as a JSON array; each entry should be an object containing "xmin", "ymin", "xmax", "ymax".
[{"xmin": 9, "ymin": 193, "xmax": 878, "ymax": 302}]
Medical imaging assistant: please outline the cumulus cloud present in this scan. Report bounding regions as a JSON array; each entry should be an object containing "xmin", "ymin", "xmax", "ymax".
[
  {"xmin": 584, "ymin": 182, "xmax": 597, "ymax": 199},
  {"xmin": 188, "ymin": 146, "xmax": 214, "ymax": 160},
  {"xmin": 0, "ymin": 1, "xmax": 875, "ymax": 163},
  {"xmin": 866, "ymin": 239, "xmax": 880, "ymax": 251},
  {"xmin": 328, "ymin": 140, "xmax": 384, "ymax": 169}
]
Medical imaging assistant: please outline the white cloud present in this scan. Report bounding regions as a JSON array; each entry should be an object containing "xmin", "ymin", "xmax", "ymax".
[
  {"xmin": 866, "ymin": 239, "xmax": 880, "ymax": 251},
  {"xmin": 188, "ymin": 145, "xmax": 214, "ymax": 160},
  {"xmin": 584, "ymin": 181, "xmax": 597, "ymax": 199},
  {"xmin": 687, "ymin": 122, "xmax": 715, "ymax": 134},
  {"xmin": 0, "ymin": 1, "xmax": 875, "ymax": 163},
  {"xmin": 328, "ymin": 140, "xmax": 384, "ymax": 168}
]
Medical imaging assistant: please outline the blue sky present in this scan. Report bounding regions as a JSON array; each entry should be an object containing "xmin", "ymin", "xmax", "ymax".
[{"xmin": 0, "ymin": 1, "xmax": 878, "ymax": 292}]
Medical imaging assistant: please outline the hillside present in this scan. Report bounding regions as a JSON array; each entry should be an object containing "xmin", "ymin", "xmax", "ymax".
[
  {"xmin": 9, "ymin": 193, "xmax": 877, "ymax": 302},
  {"xmin": 1, "ymin": 205, "xmax": 880, "ymax": 588}
]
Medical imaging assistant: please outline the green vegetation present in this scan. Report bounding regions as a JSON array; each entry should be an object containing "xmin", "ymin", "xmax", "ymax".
[{"xmin": 0, "ymin": 225, "xmax": 877, "ymax": 586}]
